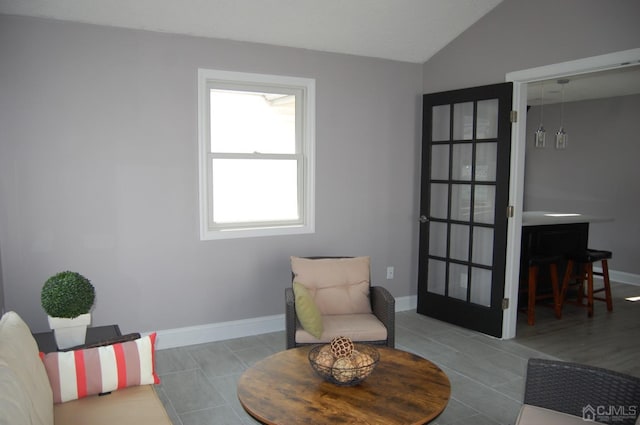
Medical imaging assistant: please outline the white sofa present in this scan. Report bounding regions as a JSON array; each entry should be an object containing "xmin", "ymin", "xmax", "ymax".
[{"xmin": 0, "ymin": 311, "xmax": 172, "ymax": 425}]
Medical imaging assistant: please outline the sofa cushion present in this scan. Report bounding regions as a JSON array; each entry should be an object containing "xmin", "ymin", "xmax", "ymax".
[
  {"xmin": 54, "ymin": 384, "xmax": 173, "ymax": 425},
  {"xmin": 516, "ymin": 404, "xmax": 607, "ymax": 425},
  {"xmin": 293, "ymin": 282, "xmax": 324, "ymax": 339},
  {"xmin": 0, "ymin": 362, "xmax": 32, "ymax": 425},
  {"xmin": 291, "ymin": 256, "xmax": 372, "ymax": 315},
  {"xmin": 41, "ymin": 333, "xmax": 160, "ymax": 403},
  {"xmin": 295, "ymin": 313, "xmax": 387, "ymax": 344},
  {"xmin": 0, "ymin": 311, "xmax": 54, "ymax": 425}
]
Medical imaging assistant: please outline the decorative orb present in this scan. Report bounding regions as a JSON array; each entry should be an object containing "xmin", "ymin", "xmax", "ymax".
[
  {"xmin": 351, "ymin": 350, "xmax": 375, "ymax": 378},
  {"xmin": 330, "ymin": 336, "xmax": 354, "ymax": 358},
  {"xmin": 331, "ymin": 357, "xmax": 357, "ymax": 383},
  {"xmin": 315, "ymin": 350, "xmax": 335, "ymax": 369}
]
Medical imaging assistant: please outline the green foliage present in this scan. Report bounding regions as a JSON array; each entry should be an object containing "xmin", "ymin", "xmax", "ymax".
[{"xmin": 41, "ymin": 271, "xmax": 95, "ymax": 318}]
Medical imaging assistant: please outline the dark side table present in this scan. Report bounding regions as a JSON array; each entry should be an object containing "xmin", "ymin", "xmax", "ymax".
[{"xmin": 33, "ymin": 324, "xmax": 122, "ymax": 353}]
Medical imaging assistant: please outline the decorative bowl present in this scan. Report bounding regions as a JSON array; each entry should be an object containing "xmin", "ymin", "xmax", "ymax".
[{"xmin": 308, "ymin": 343, "xmax": 379, "ymax": 386}]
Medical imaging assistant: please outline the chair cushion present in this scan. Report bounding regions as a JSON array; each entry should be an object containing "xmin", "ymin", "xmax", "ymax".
[
  {"xmin": 516, "ymin": 405, "xmax": 606, "ymax": 425},
  {"xmin": 0, "ymin": 311, "xmax": 54, "ymax": 425},
  {"xmin": 291, "ymin": 256, "xmax": 372, "ymax": 315},
  {"xmin": 295, "ymin": 313, "xmax": 387, "ymax": 344},
  {"xmin": 292, "ymin": 282, "xmax": 324, "ymax": 339},
  {"xmin": 54, "ymin": 384, "xmax": 173, "ymax": 425}
]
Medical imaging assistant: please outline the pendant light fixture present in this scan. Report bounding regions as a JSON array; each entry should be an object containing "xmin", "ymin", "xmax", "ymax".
[
  {"xmin": 534, "ymin": 82, "xmax": 546, "ymax": 148},
  {"xmin": 555, "ymin": 79, "xmax": 569, "ymax": 150}
]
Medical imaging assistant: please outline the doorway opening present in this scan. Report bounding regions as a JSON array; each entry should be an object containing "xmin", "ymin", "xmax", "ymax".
[{"xmin": 501, "ymin": 48, "xmax": 640, "ymax": 339}]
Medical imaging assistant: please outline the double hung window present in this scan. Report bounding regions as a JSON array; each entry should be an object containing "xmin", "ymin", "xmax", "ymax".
[{"xmin": 198, "ymin": 69, "xmax": 315, "ymax": 240}]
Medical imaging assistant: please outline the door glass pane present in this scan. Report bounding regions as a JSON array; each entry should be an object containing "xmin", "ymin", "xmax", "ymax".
[
  {"xmin": 453, "ymin": 102, "xmax": 474, "ymax": 140},
  {"xmin": 427, "ymin": 259, "xmax": 446, "ymax": 295},
  {"xmin": 452, "ymin": 144, "xmax": 472, "ymax": 181},
  {"xmin": 474, "ymin": 185, "xmax": 495, "ymax": 224},
  {"xmin": 450, "ymin": 224, "xmax": 469, "ymax": 261},
  {"xmin": 432, "ymin": 105, "xmax": 450, "ymax": 141},
  {"xmin": 472, "ymin": 227, "xmax": 494, "ymax": 266},
  {"xmin": 470, "ymin": 268, "xmax": 492, "ymax": 307},
  {"xmin": 430, "ymin": 183, "xmax": 448, "ymax": 219},
  {"xmin": 451, "ymin": 184, "xmax": 471, "ymax": 221},
  {"xmin": 476, "ymin": 99, "xmax": 499, "ymax": 139},
  {"xmin": 449, "ymin": 263, "xmax": 468, "ymax": 301},
  {"xmin": 475, "ymin": 142, "xmax": 497, "ymax": 182},
  {"xmin": 429, "ymin": 222, "xmax": 447, "ymax": 258},
  {"xmin": 431, "ymin": 145, "xmax": 449, "ymax": 180}
]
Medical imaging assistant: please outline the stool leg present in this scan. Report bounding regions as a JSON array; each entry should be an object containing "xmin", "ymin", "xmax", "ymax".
[
  {"xmin": 549, "ymin": 262, "xmax": 561, "ymax": 319},
  {"xmin": 560, "ymin": 260, "xmax": 573, "ymax": 308},
  {"xmin": 528, "ymin": 265, "xmax": 538, "ymax": 326},
  {"xmin": 602, "ymin": 259, "xmax": 613, "ymax": 312},
  {"xmin": 577, "ymin": 264, "xmax": 587, "ymax": 305},
  {"xmin": 586, "ymin": 264, "xmax": 594, "ymax": 318}
]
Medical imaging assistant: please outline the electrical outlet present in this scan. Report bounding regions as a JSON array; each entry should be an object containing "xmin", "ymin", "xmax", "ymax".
[{"xmin": 386, "ymin": 266, "xmax": 395, "ymax": 280}]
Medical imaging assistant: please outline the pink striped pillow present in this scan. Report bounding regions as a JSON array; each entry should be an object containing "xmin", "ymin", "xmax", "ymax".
[{"xmin": 40, "ymin": 333, "xmax": 160, "ymax": 403}]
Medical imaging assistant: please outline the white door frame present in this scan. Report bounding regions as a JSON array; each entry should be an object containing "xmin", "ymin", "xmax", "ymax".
[{"xmin": 500, "ymin": 48, "xmax": 640, "ymax": 339}]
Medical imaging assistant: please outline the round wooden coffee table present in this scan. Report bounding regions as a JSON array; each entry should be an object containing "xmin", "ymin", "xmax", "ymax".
[{"xmin": 237, "ymin": 346, "xmax": 451, "ymax": 425}]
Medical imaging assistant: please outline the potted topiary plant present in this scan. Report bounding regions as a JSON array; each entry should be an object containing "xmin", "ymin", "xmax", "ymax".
[{"xmin": 41, "ymin": 271, "xmax": 95, "ymax": 349}]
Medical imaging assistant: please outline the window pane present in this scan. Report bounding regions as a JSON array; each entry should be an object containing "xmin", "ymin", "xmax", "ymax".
[
  {"xmin": 428, "ymin": 259, "xmax": 446, "ymax": 295},
  {"xmin": 451, "ymin": 184, "xmax": 471, "ymax": 221},
  {"xmin": 430, "ymin": 183, "xmax": 448, "ymax": 219},
  {"xmin": 449, "ymin": 263, "xmax": 468, "ymax": 301},
  {"xmin": 476, "ymin": 99, "xmax": 499, "ymax": 139},
  {"xmin": 432, "ymin": 105, "xmax": 450, "ymax": 141},
  {"xmin": 210, "ymin": 89, "xmax": 296, "ymax": 154},
  {"xmin": 472, "ymin": 227, "xmax": 493, "ymax": 266},
  {"xmin": 452, "ymin": 143, "xmax": 472, "ymax": 181},
  {"xmin": 470, "ymin": 268, "xmax": 492, "ymax": 307},
  {"xmin": 453, "ymin": 102, "xmax": 473, "ymax": 140},
  {"xmin": 429, "ymin": 222, "xmax": 447, "ymax": 258},
  {"xmin": 475, "ymin": 142, "xmax": 497, "ymax": 181},
  {"xmin": 431, "ymin": 145, "xmax": 449, "ymax": 180},
  {"xmin": 450, "ymin": 224, "xmax": 469, "ymax": 261},
  {"xmin": 474, "ymin": 185, "xmax": 495, "ymax": 224},
  {"xmin": 212, "ymin": 158, "xmax": 299, "ymax": 224}
]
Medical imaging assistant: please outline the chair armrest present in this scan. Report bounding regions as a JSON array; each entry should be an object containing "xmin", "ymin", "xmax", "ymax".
[
  {"xmin": 285, "ymin": 287, "xmax": 297, "ymax": 349},
  {"xmin": 524, "ymin": 358, "xmax": 640, "ymax": 424},
  {"xmin": 370, "ymin": 286, "xmax": 395, "ymax": 348}
]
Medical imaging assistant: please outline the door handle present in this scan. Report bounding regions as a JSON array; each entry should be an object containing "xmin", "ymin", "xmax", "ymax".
[{"xmin": 419, "ymin": 215, "xmax": 429, "ymax": 223}]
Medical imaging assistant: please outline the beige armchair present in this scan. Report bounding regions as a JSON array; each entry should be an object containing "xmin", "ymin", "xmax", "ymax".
[{"xmin": 285, "ymin": 256, "xmax": 395, "ymax": 349}]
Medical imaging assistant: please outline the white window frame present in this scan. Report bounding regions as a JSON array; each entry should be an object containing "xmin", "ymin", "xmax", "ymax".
[{"xmin": 197, "ymin": 69, "xmax": 315, "ymax": 240}]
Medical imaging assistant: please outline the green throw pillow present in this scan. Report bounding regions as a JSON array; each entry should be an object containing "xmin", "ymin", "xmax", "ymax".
[{"xmin": 293, "ymin": 282, "xmax": 324, "ymax": 339}]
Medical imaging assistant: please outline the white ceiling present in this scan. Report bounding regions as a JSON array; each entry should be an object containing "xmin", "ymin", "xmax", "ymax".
[
  {"xmin": 0, "ymin": 0, "xmax": 504, "ymax": 63},
  {"xmin": 527, "ymin": 65, "xmax": 640, "ymax": 105}
]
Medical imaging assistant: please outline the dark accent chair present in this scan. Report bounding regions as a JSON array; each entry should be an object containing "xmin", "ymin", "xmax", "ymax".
[{"xmin": 517, "ymin": 358, "xmax": 640, "ymax": 425}]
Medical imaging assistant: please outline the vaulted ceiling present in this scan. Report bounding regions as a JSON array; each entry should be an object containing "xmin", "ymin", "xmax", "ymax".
[{"xmin": 0, "ymin": 0, "xmax": 503, "ymax": 63}]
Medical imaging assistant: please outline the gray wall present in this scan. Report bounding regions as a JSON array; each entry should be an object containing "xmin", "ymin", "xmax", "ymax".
[
  {"xmin": 525, "ymin": 95, "xmax": 640, "ymax": 274},
  {"xmin": 422, "ymin": 0, "xmax": 640, "ymax": 93},
  {"xmin": 0, "ymin": 244, "xmax": 4, "ymax": 315},
  {"xmin": 0, "ymin": 15, "xmax": 422, "ymax": 333}
]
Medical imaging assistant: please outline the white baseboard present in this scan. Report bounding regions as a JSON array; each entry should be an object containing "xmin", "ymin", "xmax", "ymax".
[
  {"xmin": 594, "ymin": 267, "xmax": 640, "ymax": 286},
  {"xmin": 155, "ymin": 294, "xmax": 417, "ymax": 350}
]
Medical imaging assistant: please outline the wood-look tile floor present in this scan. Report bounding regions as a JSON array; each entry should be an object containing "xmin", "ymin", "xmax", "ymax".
[{"xmin": 154, "ymin": 281, "xmax": 639, "ymax": 425}]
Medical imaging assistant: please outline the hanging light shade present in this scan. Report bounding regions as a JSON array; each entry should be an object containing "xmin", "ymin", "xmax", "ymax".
[
  {"xmin": 534, "ymin": 82, "xmax": 546, "ymax": 148},
  {"xmin": 555, "ymin": 79, "xmax": 569, "ymax": 150}
]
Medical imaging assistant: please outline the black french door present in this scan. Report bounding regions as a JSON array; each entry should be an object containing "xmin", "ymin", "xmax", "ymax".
[{"xmin": 417, "ymin": 83, "xmax": 513, "ymax": 337}]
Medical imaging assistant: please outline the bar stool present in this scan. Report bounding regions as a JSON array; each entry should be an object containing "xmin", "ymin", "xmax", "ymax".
[
  {"xmin": 520, "ymin": 255, "xmax": 563, "ymax": 326},
  {"xmin": 560, "ymin": 249, "xmax": 613, "ymax": 317}
]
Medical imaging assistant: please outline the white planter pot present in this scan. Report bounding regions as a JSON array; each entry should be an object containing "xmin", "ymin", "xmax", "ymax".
[{"xmin": 48, "ymin": 313, "xmax": 91, "ymax": 350}]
